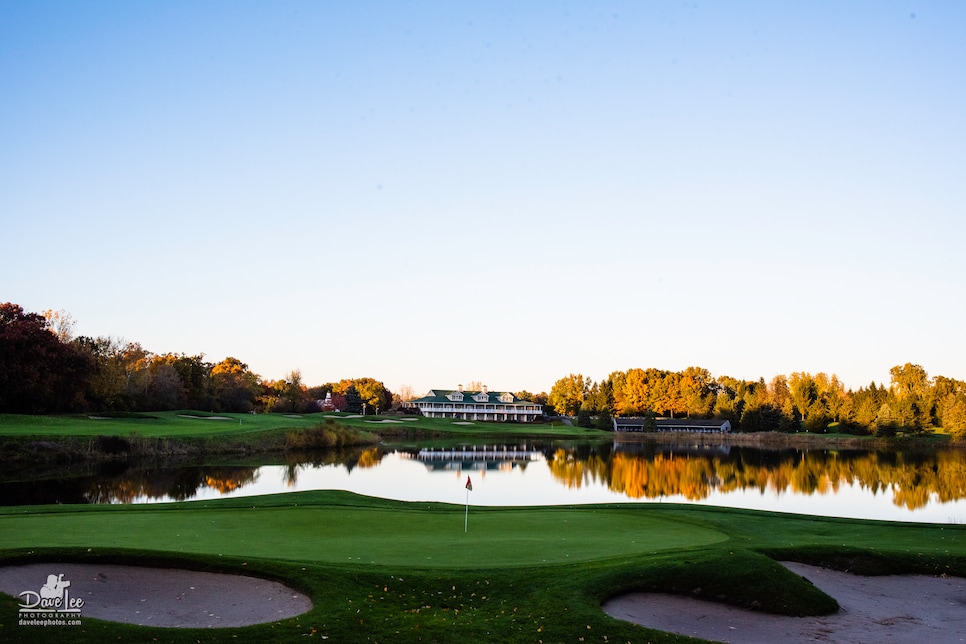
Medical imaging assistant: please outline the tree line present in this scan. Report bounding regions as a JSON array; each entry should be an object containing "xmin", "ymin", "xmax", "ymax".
[
  {"xmin": 545, "ymin": 364, "xmax": 966, "ymax": 438},
  {"xmin": 0, "ymin": 303, "xmax": 392, "ymax": 415}
]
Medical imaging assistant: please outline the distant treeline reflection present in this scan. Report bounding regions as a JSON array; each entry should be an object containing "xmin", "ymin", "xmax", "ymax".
[{"xmin": 547, "ymin": 445, "xmax": 966, "ymax": 510}]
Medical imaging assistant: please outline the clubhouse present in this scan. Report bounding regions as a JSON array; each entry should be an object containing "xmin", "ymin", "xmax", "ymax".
[{"xmin": 408, "ymin": 386, "xmax": 543, "ymax": 423}]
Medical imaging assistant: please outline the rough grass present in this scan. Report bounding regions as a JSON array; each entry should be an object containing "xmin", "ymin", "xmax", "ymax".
[{"xmin": 1, "ymin": 491, "xmax": 965, "ymax": 643}]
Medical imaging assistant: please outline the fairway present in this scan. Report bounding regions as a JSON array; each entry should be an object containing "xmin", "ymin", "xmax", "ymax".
[
  {"xmin": 0, "ymin": 411, "xmax": 328, "ymax": 438},
  {"xmin": 0, "ymin": 494, "xmax": 726, "ymax": 568}
]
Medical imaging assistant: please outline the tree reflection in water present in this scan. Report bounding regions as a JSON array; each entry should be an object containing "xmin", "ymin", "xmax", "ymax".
[
  {"xmin": 545, "ymin": 444, "xmax": 966, "ymax": 510},
  {"xmin": 3, "ymin": 443, "xmax": 965, "ymax": 513}
]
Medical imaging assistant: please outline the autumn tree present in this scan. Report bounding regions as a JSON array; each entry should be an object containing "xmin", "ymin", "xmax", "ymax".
[
  {"xmin": 548, "ymin": 373, "xmax": 589, "ymax": 416},
  {"xmin": 211, "ymin": 357, "xmax": 260, "ymax": 412},
  {"xmin": 335, "ymin": 377, "xmax": 392, "ymax": 413},
  {"xmin": 74, "ymin": 335, "xmax": 128, "ymax": 410},
  {"xmin": 940, "ymin": 393, "xmax": 966, "ymax": 439},
  {"xmin": 680, "ymin": 366, "xmax": 713, "ymax": 418},
  {"xmin": 612, "ymin": 369, "xmax": 649, "ymax": 416},
  {"xmin": 788, "ymin": 372, "xmax": 817, "ymax": 423},
  {"xmin": 0, "ymin": 303, "xmax": 94, "ymax": 413},
  {"xmin": 42, "ymin": 308, "xmax": 76, "ymax": 343},
  {"xmin": 889, "ymin": 363, "xmax": 931, "ymax": 430}
]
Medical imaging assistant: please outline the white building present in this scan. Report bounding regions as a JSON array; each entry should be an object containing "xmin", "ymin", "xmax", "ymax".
[{"xmin": 408, "ymin": 385, "xmax": 542, "ymax": 423}]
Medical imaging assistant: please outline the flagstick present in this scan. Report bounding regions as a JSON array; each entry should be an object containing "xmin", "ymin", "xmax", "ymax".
[{"xmin": 464, "ymin": 487, "xmax": 469, "ymax": 533}]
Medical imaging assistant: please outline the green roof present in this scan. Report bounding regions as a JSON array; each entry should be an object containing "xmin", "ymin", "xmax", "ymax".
[{"xmin": 410, "ymin": 389, "xmax": 534, "ymax": 406}]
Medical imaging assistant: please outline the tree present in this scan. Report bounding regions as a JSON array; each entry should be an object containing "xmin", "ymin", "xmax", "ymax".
[
  {"xmin": 211, "ymin": 357, "xmax": 260, "ymax": 412},
  {"xmin": 940, "ymin": 393, "xmax": 966, "ymax": 439},
  {"xmin": 345, "ymin": 385, "xmax": 363, "ymax": 413},
  {"xmin": 594, "ymin": 406, "xmax": 613, "ymax": 430},
  {"xmin": 42, "ymin": 308, "xmax": 77, "ymax": 343},
  {"xmin": 739, "ymin": 403, "xmax": 789, "ymax": 433},
  {"xmin": 548, "ymin": 374, "xmax": 589, "ymax": 416},
  {"xmin": 166, "ymin": 353, "xmax": 213, "ymax": 410},
  {"xmin": 788, "ymin": 373, "xmax": 817, "ymax": 422},
  {"xmin": 680, "ymin": 366, "xmax": 713, "ymax": 418},
  {"xmin": 284, "ymin": 370, "xmax": 306, "ymax": 412},
  {"xmin": 74, "ymin": 335, "xmax": 127, "ymax": 410},
  {"xmin": 336, "ymin": 377, "xmax": 392, "ymax": 413},
  {"xmin": 889, "ymin": 363, "xmax": 931, "ymax": 430},
  {"xmin": 874, "ymin": 403, "xmax": 899, "ymax": 436},
  {"xmin": 613, "ymin": 368, "xmax": 649, "ymax": 416},
  {"xmin": 769, "ymin": 375, "xmax": 791, "ymax": 415},
  {"xmin": 0, "ymin": 302, "xmax": 94, "ymax": 413}
]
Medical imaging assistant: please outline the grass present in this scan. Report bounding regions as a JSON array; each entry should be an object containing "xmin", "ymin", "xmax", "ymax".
[
  {"xmin": 0, "ymin": 411, "xmax": 330, "ymax": 438},
  {"xmin": 0, "ymin": 411, "xmax": 609, "ymax": 439},
  {"xmin": 1, "ymin": 414, "xmax": 963, "ymax": 641},
  {"xmin": 1, "ymin": 491, "xmax": 965, "ymax": 643}
]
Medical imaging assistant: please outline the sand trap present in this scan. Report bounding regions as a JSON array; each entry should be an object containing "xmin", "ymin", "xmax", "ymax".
[
  {"xmin": 0, "ymin": 563, "xmax": 312, "ymax": 628},
  {"xmin": 364, "ymin": 419, "xmax": 403, "ymax": 424},
  {"xmin": 452, "ymin": 421, "xmax": 475, "ymax": 425},
  {"xmin": 177, "ymin": 415, "xmax": 231, "ymax": 421},
  {"xmin": 603, "ymin": 561, "xmax": 966, "ymax": 643}
]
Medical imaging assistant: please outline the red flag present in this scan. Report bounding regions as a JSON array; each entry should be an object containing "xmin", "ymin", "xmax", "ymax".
[{"xmin": 465, "ymin": 476, "xmax": 473, "ymax": 491}]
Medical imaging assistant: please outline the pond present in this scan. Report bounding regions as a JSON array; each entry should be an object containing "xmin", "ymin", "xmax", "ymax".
[{"xmin": 4, "ymin": 439, "xmax": 966, "ymax": 524}]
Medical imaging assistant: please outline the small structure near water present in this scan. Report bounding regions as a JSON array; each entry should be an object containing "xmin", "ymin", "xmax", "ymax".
[{"xmin": 613, "ymin": 418, "xmax": 732, "ymax": 433}]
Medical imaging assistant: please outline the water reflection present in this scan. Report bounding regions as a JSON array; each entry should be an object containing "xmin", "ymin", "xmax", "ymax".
[{"xmin": 3, "ymin": 441, "xmax": 966, "ymax": 523}]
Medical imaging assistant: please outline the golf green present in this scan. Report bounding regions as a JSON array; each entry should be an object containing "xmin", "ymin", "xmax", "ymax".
[{"xmin": 0, "ymin": 499, "xmax": 726, "ymax": 568}]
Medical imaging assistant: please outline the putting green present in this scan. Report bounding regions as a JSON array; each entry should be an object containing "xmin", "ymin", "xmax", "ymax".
[{"xmin": 0, "ymin": 501, "xmax": 726, "ymax": 568}]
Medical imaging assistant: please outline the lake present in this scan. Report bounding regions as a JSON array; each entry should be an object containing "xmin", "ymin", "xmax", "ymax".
[{"xmin": 4, "ymin": 439, "xmax": 966, "ymax": 523}]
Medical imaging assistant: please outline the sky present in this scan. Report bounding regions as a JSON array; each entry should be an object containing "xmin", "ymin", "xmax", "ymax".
[{"xmin": 3, "ymin": 1, "xmax": 965, "ymax": 397}]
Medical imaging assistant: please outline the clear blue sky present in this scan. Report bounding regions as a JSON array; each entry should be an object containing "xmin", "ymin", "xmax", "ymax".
[{"xmin": 3, "ymin": 1, "xmax": 964, "ymax": 396}]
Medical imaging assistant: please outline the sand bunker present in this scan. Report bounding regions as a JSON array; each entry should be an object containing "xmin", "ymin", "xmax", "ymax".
[
  {"xmin": 0, "ymin": 563, "xmax": 312, "ymax": 628},
  {"xmin": 603, "ymin": 561, "xmax": 966, "ymax": 643},
  {"xmin": 177, "ymin": 414, "xmax": 231, "ymax": 420}
]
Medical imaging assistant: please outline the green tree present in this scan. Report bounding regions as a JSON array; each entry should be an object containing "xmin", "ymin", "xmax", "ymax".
[
  {"xmin": 345, "ymin": 385, "xmax": 363, "ymax": 413},
  {"xmin": 594, "ymin": 406, "xmax": 614, "ymax": 430}
]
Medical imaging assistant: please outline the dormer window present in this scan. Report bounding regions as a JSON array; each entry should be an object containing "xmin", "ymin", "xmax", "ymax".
[
  {"xmin": 474, "ymin": 392, "xmax": 489, "ymax": 403},
  {"xmin": 499, "ymin": 393, "xmax": 513, "ymax": 403},
  {"xmin": 448, "ymin": 392, "xmax": 464, "ymax": 402}
]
